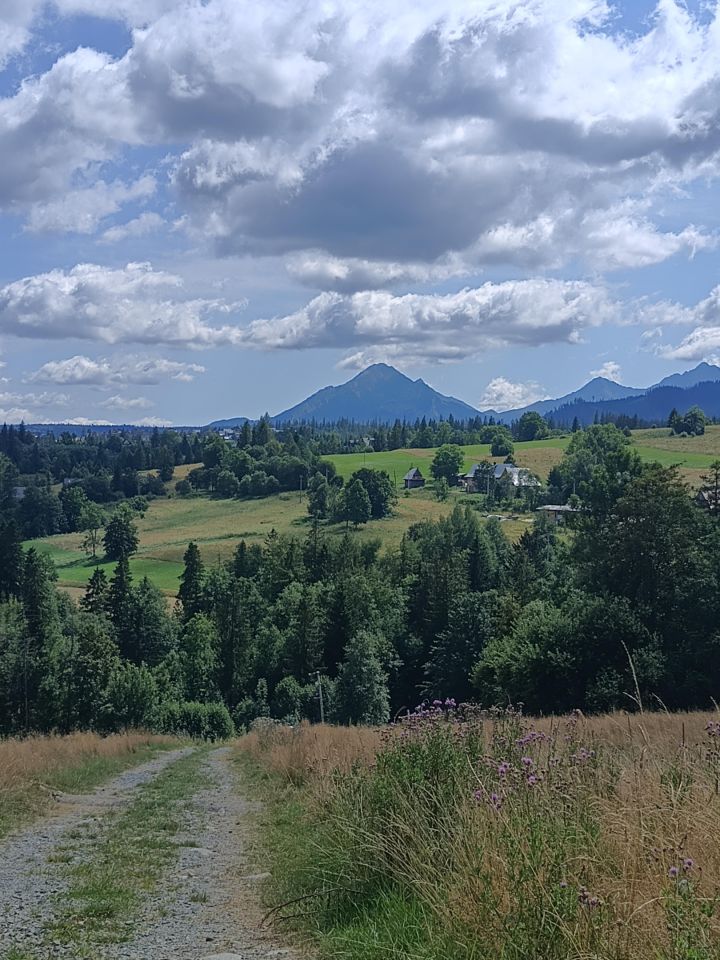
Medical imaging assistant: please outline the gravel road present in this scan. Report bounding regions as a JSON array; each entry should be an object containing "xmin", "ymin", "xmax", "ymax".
[{"xmin": 0, "ymin": 746, "xmax": 299, "ymax": 960}]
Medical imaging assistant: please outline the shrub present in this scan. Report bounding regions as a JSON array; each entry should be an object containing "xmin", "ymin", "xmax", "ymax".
[{"xmin": 153, "ymin": 700, "xmax": 235, "ymax": 741}]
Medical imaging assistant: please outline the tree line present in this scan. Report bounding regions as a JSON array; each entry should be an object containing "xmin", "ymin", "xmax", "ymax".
[{"xmin": 1, "ymin": 424, "xmax": 719, "ymax": 736}]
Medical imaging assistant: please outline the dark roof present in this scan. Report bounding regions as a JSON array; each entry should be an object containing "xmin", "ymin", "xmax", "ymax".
[
  {"xmin": 403, "ymin": 467, "xmax": 423, "ymax": 480},
  {"xmin": 463, "ymin": 463, "xmax": 483, "ymax": 478}
]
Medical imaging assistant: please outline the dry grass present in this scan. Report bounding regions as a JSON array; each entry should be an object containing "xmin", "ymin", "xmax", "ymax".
[
  {"xmin": 0, "ymin": 731, "xmax": 175, "ymax": 836},
  {"xmin": 240, "ymin": 710, "xmax": 720, "ymax": 959},
  {"xmin": 240, "ymin": 720, "xmax": 382, "ymax": 786}
]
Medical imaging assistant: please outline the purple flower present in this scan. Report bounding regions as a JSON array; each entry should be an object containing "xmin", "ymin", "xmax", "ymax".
[
  {"xmin": 683, "ymin": 858, "xmax": 694, "ymax": 872},
  {"xmin": 497, "ymin": 761, "xmax": 511, "ymax": 778},
  {"xmin": 521, "ymin": 756, "xmax": 534, "ymax": 768},
  {"xmin": 527, "ymin": 774, "xmax": 539, "ymax": 786},
  {"xmin": 668, "ymin": 866, "xmax": 679, "ymax": 879}
]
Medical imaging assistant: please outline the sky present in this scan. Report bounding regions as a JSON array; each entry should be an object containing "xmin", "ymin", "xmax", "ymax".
[{"xmin": 2, "ymin": 0, "xmax": 720, "ymax": 424}]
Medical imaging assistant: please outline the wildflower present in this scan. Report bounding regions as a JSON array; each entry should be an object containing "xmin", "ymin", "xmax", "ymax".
[
  {"xmin": 527, "ymin": 774, "xmax": 539, "ymax": 786},
  {"xmin": 683, "ymin": 858, "xmax": 694, "ymax": 872},
  {"xmin": 497, "ymin": 761, "xmax": 511, "ymax": 778},
  {"xmin": 521, "ymin": 756, "xmax": 534, "ymax": 768},
  {"xmin": 668, "ymin": 866, "xmax": 679, "ymax": 879}
]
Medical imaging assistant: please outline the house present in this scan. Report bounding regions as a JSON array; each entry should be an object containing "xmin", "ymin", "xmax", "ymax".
[
  {"xmin": 536, "ymin": 504, "xmax": 579, "ymax": 524},
  {"xmin": 459, "ymin": 463, "xmax": 491, "ymax": 493},
  {"xmin": 403, "ymin": 467, "xmax": 425, "ymax": 489},
  {"xmin": 696, "ymin": 488, "xmax": 719, "ymax": 511},
  {"xmin": 493, "ymin": 464, "xmax": 541, "ymax": 488},
  {"xmin": 62, "ymin": 477, "xmax": 82, "ymax": 487}
]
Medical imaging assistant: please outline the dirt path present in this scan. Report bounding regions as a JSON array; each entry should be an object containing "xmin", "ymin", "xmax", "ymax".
[{"xmin": 0, "ymin": 746, "xmax": 298, "ymax": 960}]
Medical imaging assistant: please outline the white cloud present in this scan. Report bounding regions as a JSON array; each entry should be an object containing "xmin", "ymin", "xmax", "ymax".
[
  {"xmin": 590, "ymin": 360, "xmax": 622, "ymax": 382},
  {"xmin": 99, "ymin": 395, "xmax": 152, "ymax": 410},
  {"xmin": 661, "ymin": 327, "xmax": 720, "ymax": 361},
  {"xmin": 26, "ymin": 176, "xmax": 156, "ymax": 234},
  {"xmin": 2, "ymin": 0, "xmax": 720, "ymax": 281},
  {"xmin": 100, "ymin": 212, "xmax": 165, "ymax": 243},
  {"xmin": 0, "ymin": 0, "xmax": 43, "ymax": 69},
  {"xmin": 479, "ymin": 378, "xmax": 550, "ymax": 412},
  {"xmin": 0, "ymin": 407, "xmax": 35, "ymax": 423},
  {"xmin": 0, "ymin": 263, "xmax": 245, "ymax": 346},
  {"xmin": 134, "ymin": 416, "xmax": 173, "ymax": 427},
  {"xmin": 242, "ymin": 279, "xmax": 621, "ymax": 363},
  {"xmin": 27, "ymin": 354, "xmax": 206, "ymax": 385}
]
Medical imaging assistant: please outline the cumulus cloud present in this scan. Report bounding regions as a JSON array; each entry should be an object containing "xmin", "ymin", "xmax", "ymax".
[
  {"xmin": 479, "ymin": 378, "xmax": 550, "ymax": 412},
  {"xmin": 0, "ymin": 263, "xmax": 245, "ymax": 346},
  {"xmin": 242, "ymin": 279, "xmax": 621, "ymax": 363},
  {"xmin": 590, "ymin": 360, "xmax": 622, "ymax": 381},
  {"xmin": 27, "ymin": 354, "xmax": 206, "ymax": 386},
  {"xmin": 3, "ymin": 0, "xmax": 720, "ymax": 277}
]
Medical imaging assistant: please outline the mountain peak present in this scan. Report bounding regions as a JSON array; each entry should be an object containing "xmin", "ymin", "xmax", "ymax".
[{"xmin": 273, "ymin": 363, "xmax": 478, "ymax": 423}]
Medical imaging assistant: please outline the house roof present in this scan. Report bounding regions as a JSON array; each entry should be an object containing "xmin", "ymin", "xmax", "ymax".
[
  {"xmin": 403, "ymin": 467, "xmax": 423, "ymax": 480},
  {"xmin": 494, "ymin": 464, "xmax": 540, "ymax": 486},
  {"xmin": 537, "ymin": 504, "xmax": 578, "ymax": 512},
  {"xmin": 463, "ymin": 463, "xmax": 484, "ymax": 478}
]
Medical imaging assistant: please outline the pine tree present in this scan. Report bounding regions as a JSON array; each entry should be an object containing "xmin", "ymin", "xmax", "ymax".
[
  {"xmin": 80, "ymin": 568, "xmax": 110, "ymax": 615},
  {"xmin": 108, "ymin": 556, "xmax": 134, "ymax": 658},
  {"xmin": 333, "ymin": 630, "xmax": 390, "ymax": 725},
  {"xmin": 178, "ymin": 541, "xmax": 205, "ymax": 619}
]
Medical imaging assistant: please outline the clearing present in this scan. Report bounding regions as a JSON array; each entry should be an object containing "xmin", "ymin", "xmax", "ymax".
[{"xmin": 0, "ymin": 744, "xmax": 295, "ymax": 960}]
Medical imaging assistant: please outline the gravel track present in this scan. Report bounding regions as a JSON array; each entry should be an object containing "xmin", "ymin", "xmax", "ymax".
[
  {"xmin": 112, "ymin": 747, "xmax": 296, "ymax": 960},
  {"xmin": 0, "ymin": 745, "xmax": 299, "ymax": 960}
]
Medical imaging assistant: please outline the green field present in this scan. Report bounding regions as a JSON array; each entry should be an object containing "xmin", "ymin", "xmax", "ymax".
[
  {"xmin": 328, "ymin": 427, "xmax": 720, "ymax": 487},
  {"xmin": 27, "ymin": 426, "xmax": 720, "ymax": 599},
  {"xmin": 30, "ymin": 486, "xmax": 510, "ymax": 597}
]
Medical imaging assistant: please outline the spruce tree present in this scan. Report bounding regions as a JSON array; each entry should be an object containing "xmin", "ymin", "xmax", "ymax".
[
  {"xmin": 334, "ymin": 630, "xmax": 390, "ymax": 725},
  {"xmin": 178, "ymin": 541, "xmax": 205, "ymax": 619},
  {"xmin": 80, "ymin": 568, "xmax": 110, "ymax": 615}
]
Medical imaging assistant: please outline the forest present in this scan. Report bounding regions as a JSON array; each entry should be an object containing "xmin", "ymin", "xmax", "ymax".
[{"xmin": 1, "ymin": 422, "xmax": 719, "ymax": 737}]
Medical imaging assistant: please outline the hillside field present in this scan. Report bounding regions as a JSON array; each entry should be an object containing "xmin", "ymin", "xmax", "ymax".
[{"xmin": 27, "ymin": 426, "xmax": 720, "ymax": 598}]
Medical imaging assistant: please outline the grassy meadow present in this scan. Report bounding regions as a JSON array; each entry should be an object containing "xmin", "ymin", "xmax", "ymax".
[
  {"xmin": 238, "ymin": 709, "xmax": 720, "ymax": 960},
  {"xmin": 26, "ymin": 425, "xmax": 720, "ymax": 598}
]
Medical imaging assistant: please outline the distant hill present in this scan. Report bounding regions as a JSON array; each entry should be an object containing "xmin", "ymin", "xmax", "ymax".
[
  {"xmin": 272, "ymin": 363, "xmax": 479, "ymax": 423},
  {"xmin": 16, "ymin": 362, "xmax": 720, "ymax": 434},
  {"xmin": 549, "ymin": 379, "xmax": 720, "ymax": 427},
  {"xmin": 486, "ymin": 377, "xmax": 644, "ymax": 422},
  {"xmin": 653, "ymin": 361, "xmax": 720, "ymax": 390}
]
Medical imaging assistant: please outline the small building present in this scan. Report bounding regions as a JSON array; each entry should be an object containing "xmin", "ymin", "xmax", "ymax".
[
  {"xmin": 536, "ymin": 504, "xmax": 579, "ymax": 525},
  {"xmin": 494, "ymin": 464, "xmax": 541, "ymax": 488},
  {"xmin": 403, "ymin": 467, "xmax": 425, "ymax": 489},
  {"xmin": 62, "ymin": 477, "xmax": 82, "ymax": 487},
  {"xmin": 696, "ymin": 489, "xmax": 719, "ymax": 512},
  {"xmin": 459, "ymin": 463, "xmax": 489, "ymax": 493}
]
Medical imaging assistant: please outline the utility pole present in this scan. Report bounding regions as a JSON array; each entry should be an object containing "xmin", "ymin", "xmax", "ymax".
[{"xmin": 317, "ymin": 671, "xmax": 325, "ymax": 724}]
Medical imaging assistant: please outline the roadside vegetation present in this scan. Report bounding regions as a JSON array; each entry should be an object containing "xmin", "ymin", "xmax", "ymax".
[
  {"xmin": 239, "ymin": 710, "xmax": 720, "ymax": 960},
  {"xmin": 0, "ymin": 731, "xmax": 176, "ymax": 838}
]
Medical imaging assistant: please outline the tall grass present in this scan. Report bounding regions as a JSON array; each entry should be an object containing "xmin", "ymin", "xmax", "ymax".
[
  {"xmin": 239, "ymin": 710, "xmax": 720, "ymax": 960},
  {"xmin": 0, "ymin": 731, "xmax": 175, "ymax": 836}
]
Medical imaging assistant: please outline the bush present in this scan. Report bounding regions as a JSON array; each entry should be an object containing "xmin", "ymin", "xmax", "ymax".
[{"xmin": 153, "ymin": 700, "xmax": 235, "ymax": 741}]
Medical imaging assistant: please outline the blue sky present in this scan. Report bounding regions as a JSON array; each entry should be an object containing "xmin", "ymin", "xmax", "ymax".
[{"xmin": 2, "ymin": 0, "xmax": 720, "ymax": 424}]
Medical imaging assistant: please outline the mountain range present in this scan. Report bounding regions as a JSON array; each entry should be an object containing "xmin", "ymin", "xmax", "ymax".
[
  {"xmin": 257, "ymin": 360, "xmax": 720, "ymax": 428},
  {"xmin": 24, "ymin": 361, "xmax": 720, "ymax": 433}
]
